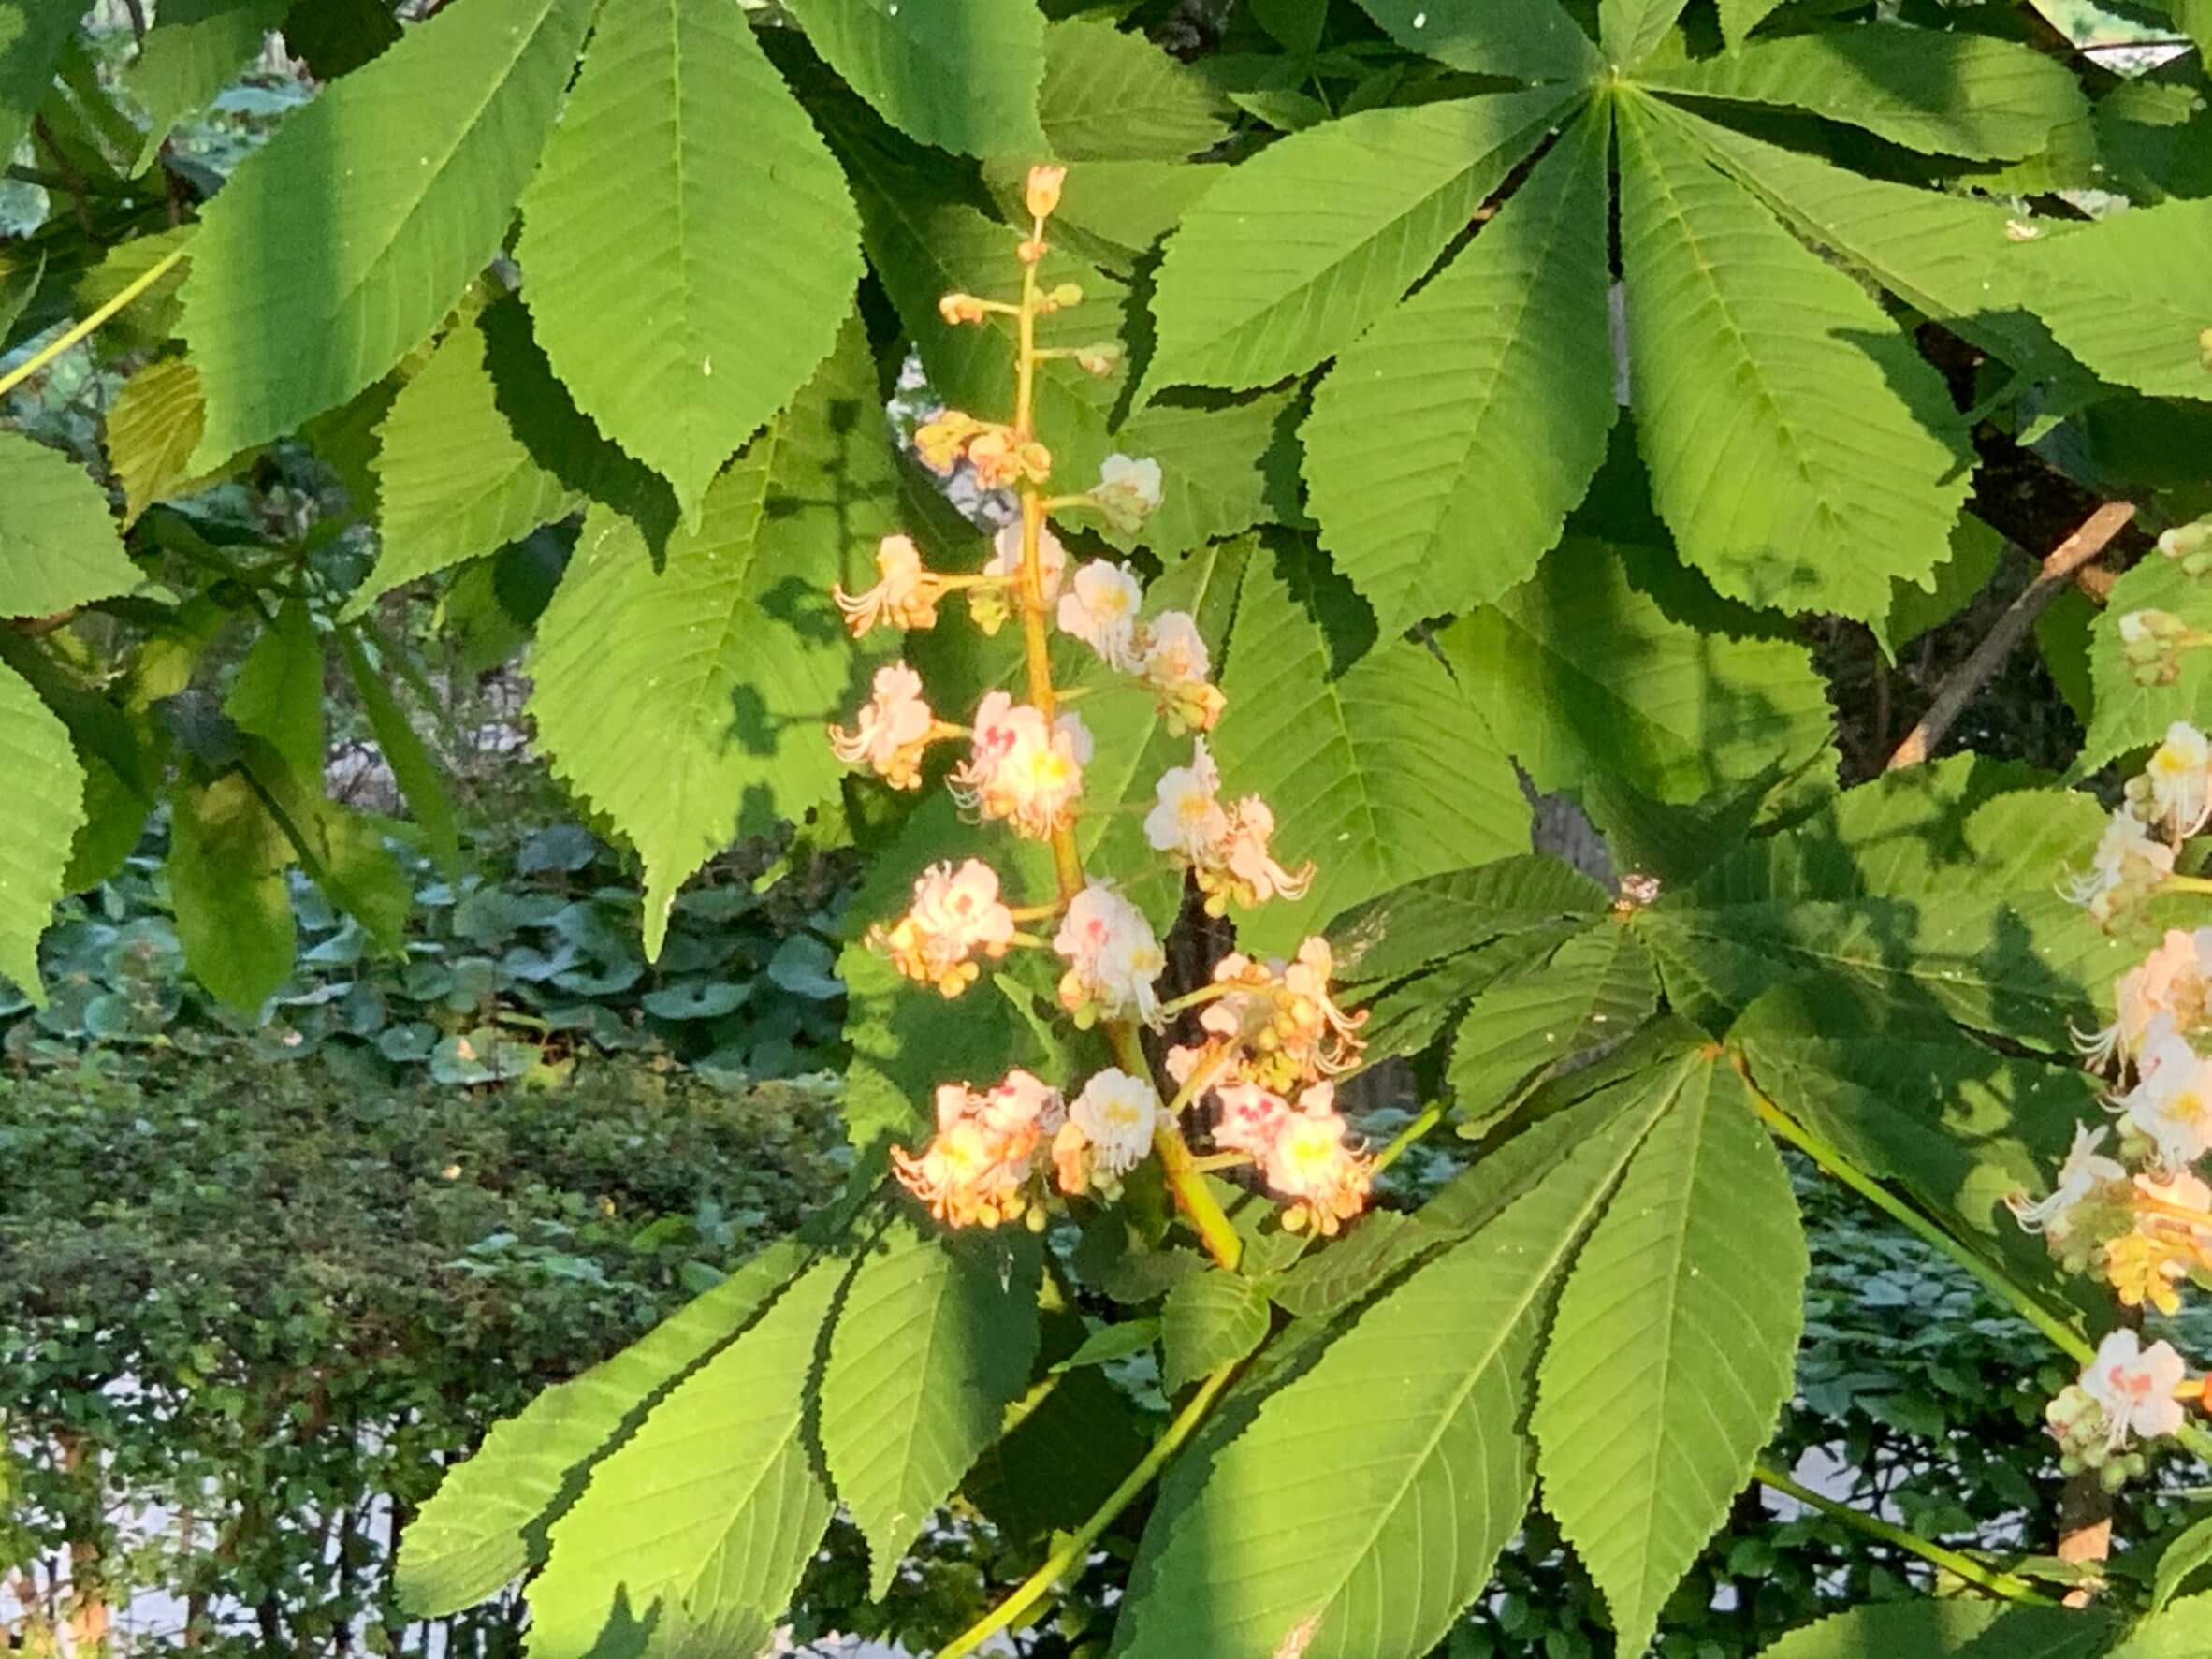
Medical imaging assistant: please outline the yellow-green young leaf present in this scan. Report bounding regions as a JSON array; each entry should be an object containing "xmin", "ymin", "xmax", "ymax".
[
  {"xmin": 226, "ymin": 600, "xmax": 326, "ymax": 779},
  {"xmin": 0, "ymin": 431, "xmax": 141, "ymax": 618},
  {"xmin": 528, "ymin": 318, "xmax": 890, "ymax": 960},
  {"xmin": 1115, "ymin": 1070, "xmax": 1677, "ymax": 1659},
  {"xmin": 818, "ymin": 1222, "xmax": 1042, "ymax": 1599},
  {"xmin": 2158, "ymin": 0, "xmax": 2212, "ymax": 57},
  {"xmin": 179, "ymin": 0, "xmax": 599, "ymax": 465},
  {"xmin": 782, "ymin": 0, "xmax": 1045, "ymax": 156},
  {"xmin": 1303, "ymin": 108, "xmax": 1616, "ymax": 639},
  {"xmin": 336, "ymin": 629, "xmax": 460, "ymax": 878},
  {"xmin": 1534, "ymin": 1055, "xmax": 1804, "ymax": 1657},
  {"xmin": 1441, "ymin": 540, "xmax": 1835, "ymax": 804},
  {"xmin": 2080, "ymin": 553, "xmax": 2212, "ymax": 770},
  {"xmin": 1616, "ymin": 97, "xmax": 1969, "ymax": 622},
  {"xmin": 106, "ymin": 357, "xmax": 210, "ymax": 524},
  {"xmin": 2153, "ymin": 1516, "xmax": 2212, "ymax": 1613},
  {"xmin": 1603, "ymin": 0, "xmax": 1689, "ymax": 65},
  {"xmin": 397, "ymin": 1237, "xmax": 812, "ymax": 1618},
  {"xmin": 2010, "ymin": 199, "xmax": 2212, "ymax": 400},
  {"xmin": 167, "ymin": 772, "xmax": 296, "ymax": 1011},
  {"xmin": 2103, "ymin": 1596, "xmax": 2212, "ymax": 1659},
  {"xmin": 0, "ymin": 662, "xmax": 83, "ymax": 1000},
  {"xmin": 124, "ymin": 0, "xmax": 292, "ymax": 167},
  {"xmin": 1210, "ymin": 542, "xmax": 1532, "ymax": 959},
  {"xmin": 1639, "ymin": 25, "xmax": 2088, "ymax": 161},
  {"xmin": 0, "ymin": 0, "xmax": 78, "ymax": 166},
  {"xmin": 1352, "ymin": 0, "xmax": 1601, "ymax": 80},
  {"xmin": 525, "ymin": 1252, "xmax": 844, "ymax": 1659},
  {"xmin": 516, "ymin": 0, "xmax": 863, "ymax": 524},
  {"xmin": 1146, "ymin": 87, "xmax": 1579, "ymax": 390},
  {"xmin": 355, "ymin": 304, "xmax": 580, "ymax": 612},
  {"xmin": 1753, "ymin": 1603, "xmax": 2081, "ymax": 1657},
  {"xmin": 1038, "ymin": 17, "xmax": 1232, "ymax": 161},
  {"xmin": 1448, "ymin": 923, "xmax": 1659, "ymax": 1132},
  {"xmin": 1717, "ymin": 0, "xmax": 1785, "ymax": 46}
]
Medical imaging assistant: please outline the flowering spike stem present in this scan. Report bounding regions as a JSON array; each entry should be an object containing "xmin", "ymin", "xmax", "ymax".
[
  {"xmin": 1750, "ymin": 1460, "xmax": 2059, "ymax": 1606},
  {"xmin": 1731, "ymin": 1052, "xmax": 2092, "ymax": 1363},
  {"xmin": 936, "ymin": 1361, "xmax": 1237, "ymax": 1659},
  {"xmin": 1371, "ymin": 1102, "xmax": 1446, "ymax": 1175}
]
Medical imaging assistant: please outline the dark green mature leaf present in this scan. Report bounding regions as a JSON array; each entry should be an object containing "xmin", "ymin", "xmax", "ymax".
[
  {"xmin": 819, "ymin": 1221, "xmax": 1042, "ymax": 1598},
  {"xmin": 1443, "ymin": 539, "xmax": 1836, "ymax": 803},
  {"xmin": 1640, "ymin": 26, "xmax": 2089, "ymax": 161},
  {"xmin": 0, "ymin": 662, "xmax": 82, "ymax": 1000},
  {"xmin": 226, "ymin": 600, "xmax": 325, "ymax": 779},
  {"xmin": 282, "ymin": 0, "xmax": 401, "ymax": 79},
  {"xmin": 525, "ymin": 1252, "xmax": 844, "ymax": 1659},
  {"xmin": 167, "ymin": 772, "xmax": 296, "ymax": 1011},
  {"xmin": 0, "ymin": 432, "xmax": 142, "ymax": 618},
  {"xmin": 1535, "ymin": 1054, "xmax": 1805, "ymax": 1657},
  {"xmin": 1330, "ymin": 855, "xmax": 1608, "ymax": 985},
  {"xmin": 1159, "ymin": 1268, "xmax": 1271, "ymax": 1392},
  {"xmin": 2012, "ymin": 200, "xmax": 2212, "ymax": 401},
  {"xmin": 1211, "ymin": 542, "xmax": 1532, "ymax": 957},
  {"xmin": 1039, "ymin": 17, "xmax": 1232, "ymax": 161},
  {"xmin": 1881, "ymin": 515, "xmax": 2004, "ymax": 658},
  {"xmin": 337, "ymin": 629, "xmax": 461, "ymax": 878},
  {"xmin": 180, "ymin": 0, "xmax": 600, "ymax": 464},
  {"xmin": 354, "ymin": 306, "xmax": 578, "ymax": 611},
  {"xmin": 0, "ymin": 0, "xmax": 78, "ymax": 167},
  {"xmin": 124, "ymin": 0, "xmax": 292, "ymax": 167},
  {"xmin": 1616, "ymin": 96, "xmax": 1970, "ymax": 622},
  {"xmin": 784, "ymin": 0, "xmax": 1046, "ymax": 156},
  {"xmin": 1448, "ymin": 922, "xmax": 1658, "ymax": 1131},
  {"xmin": 1114, "ymin": 1067, "xmax": 1677, "ymax": 1659},
  {"xmin": 1146, "ymin": 87, "xmax": 1579, "ymax": 390},
  {"xmin": 1353, "ymin": 0, "xmax": 1602, "ymax": 81},
  {"xmin": 517, "ymin": 0, "xmax": 863, "ymax": 524},
  {"xmin": 530, "ymin": 318, "xmax": 890, "ymax": 958},
  {"xmin": 397, "ymin": 1238, "xmax": 812, "ymax": 1617},
  {"xmin": 1303, "ymin": 106, "xmax": 1616, "ymax": 639}
]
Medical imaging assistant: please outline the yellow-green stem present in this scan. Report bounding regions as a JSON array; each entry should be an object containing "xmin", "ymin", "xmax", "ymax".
[
  {"xmin": 1372, "ymin": 1102, "xmax": 1445, "ymax": 1175},
  {"xmin": 936, "ymin": 1363, "xmax": 1236, "ymax": 1659},
  {"xmin": 1751, "ymin": 1460, "xmax": 2059, "ymax": 1606},
  {"xmin": 0, "ymin": 247, "xmax": 187, "ymax": 401}
]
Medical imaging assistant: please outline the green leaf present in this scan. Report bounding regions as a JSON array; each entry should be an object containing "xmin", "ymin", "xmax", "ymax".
[
  {"xmin": 179, "ymin": 0, "xmax": 600, "ymax": 464},
  {"xmin": 2154, "ymin": 1515, "xmax": 2212, "ymax": 1612},
  {"xmin": 1441, "ymin": 539, "xmax": 1837, "ymax": 804},
  {"xmin": 0, "ymin": 0, "xmax": 78, "ymax": 167},
  {"xmin": 529, "ymin": 317, "xmax": 890, "ymax": 959},
  {"xmin": 226, "ymin": 600, "xmax": 326, "ymax": 779},
  {"xmin": 819, "ymin": 1221, "xmax": 1042, "ymax": 1598},
  {"xmin": 1603, "ymin": 0, "xmax": 1689, "ymax": 65},
  {"xmin": 106, "ymin": 357, "xmax": 211, "ymax": 524},
  {"xmin": 982, "ymin": 154, "xmax": 1214, "ymax": 275},
  {"xmin": 124, "ymin": 0, "xmax": 292, "ymax": 167},
  {"xmin": 282, "ymin": 0, "xmax": 401, "ymax": 79},
  {"xmin": 2108, "ymin": 1596, "xmax": 2212, "ymax": 1659},
  {"xmin": 1448, "ymin": 922, "xmax": 1658, "ymax": 1131},
  {"xmin": 397, "ymin": 1237, "xmax": 812, "ymax": 1617},
  {"xmin": 1533, "ymin": 1055, "xmax": 1805, "ymax": 1657},
  {"xmin": 2153, "ymin": 0, "xmax": 2212, "ymax": 56},
  {"xmin": 1352, "ymin": 0, "xmax": 1602, "ymax": 81},
  {"xmin": 1303, "ymin": 106, "xmax": 1616, "ymax": 639},
  {"xmin": 783, "ymin": 0, "xmax": 1045, "ymax": 156},
  {"xmin": 1105, "ymin": 390, "xmax": 1298, "ymax": 560},
  {"xmin": 1114, "ymin": 1058, "xmax": 1679, "ymax": 1659},
  {"xmin": 1616, "ymin": 95, "xmax": 1970, "ymax": 622},
  {"xmin": 525, "ymin": 1252, "xmax": 843, "ymax": 1659},
  {"xmin": 337, "ymin": 628, "xmax": 461, "ymax": 878},
  {"xmin": 1051, "ymin": 1317, "xmax": 1160, "ymax": 1373},
  {"xmin": 167, "ymin": 772, "xmax": 296, "ymax": 1011},
  {"xmin": 1355, "ymin": 922, "xmax": 1587, "ymax": 1066},
  {"xmin": 1754, "ymin": 1603, "xmax": 2007, "ymax": 1657},
  {"xmin": 1146, "ymin": 87, "xmax": 1579, "ymax": 390},
  {"xmin": 1159, "ymin": 1268, "xmax": 1271, "ymax": 1393},
  {"xmin": 2013, "ymin": 200, "xmax": 2212, "ymax": 401},
  {"xmin": 355, "ymin": 304, "xmax": 578, "ymax": 611},
  {"xmin": 1038, "ymin": 17, "xmax": 1232, "ymax": 161},
  {"xmin": 1210, "ymin": 541, "xmax": 1532, "ymax": 958},
  {"xmin": 1881, "ymin": 514, "xmax": 2005, "ymax": 658},
  {"xmin": 0, "ymin": 662, "xmax": 83, "ymax": 1001},
  {"xmin": 516, "ymin": 0, "xmax": 863, "ymax": 524},
  {"xmin": 1639, "ymin": 25, "xmax": 2088, "ymax": 161},
  {"xmin": 1330, "ymin": 854, "xmax": 1608, "ymax": 986},
  {"xmin": 1717, "ymin": 0, "xmax": 1785, "ymax": 47},
  {"xmin": 0, "ymin": 432, "xmax": 141, "ymax": 618}
]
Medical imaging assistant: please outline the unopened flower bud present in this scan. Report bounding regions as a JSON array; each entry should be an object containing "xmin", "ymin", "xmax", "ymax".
[
  {"xmin": 2121, "ymin": 609, "xmax": 2190, "ymax": 686},
  {"xmin": 939, "ymin": 292, "xmax": 989, "ymax": 326},
  {"xmin": 1018, "ymin": 237, "xmax": 1049, "ymax": 266},
  {"xmin": 1049, "ymin": 283, "xmax": 1084, "ymax": 309},
  {"xmin": 1075, "ymin": 342, "xmax": 1122, "ymax": 377},
  {"xmin": 1026, "ymin": 163, "xmax": 1066, "ymax": 220},
  {"xmin": 2200, "ymin": 327, "xmax": 2212, "ymax": 372},
  {"xmin": 2158, "ymin": 517, "xmax": 2212, "ymax": 564}
]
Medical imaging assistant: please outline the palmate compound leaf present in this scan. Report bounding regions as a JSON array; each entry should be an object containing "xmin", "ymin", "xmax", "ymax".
[
  {"xmin": 1615, "ymin": 94, "xmax": 1972, "ymax": 624},
  {"xmin": 1637, "ymin": 24, "xmax": 2089, "ymax": 162},
  {"xmin": 1351, "ymin": 0, "xmax": 1602, "ymax": 81},
  {"xmin": 516, "ymin": 0, "xmax": 863, "ymax": 525},
  {"xmin": 1208, "ymin": 539, "xmax": 1532, "ymax": 960},
  {"xmin": 2008, "ymin": 198, "xmax": 2212, "ymax": 402},
  {"xmin": 397, "ymin": 1237, "xmax": 811, "ymax": 1617},
  {"xmin": 524, "ymin": 1250, "xmax": 845, "ymax": 1659},
  {"xmin": 528, "ymin": 316, "xmax": 891, "ymax": 960},
  {"xmin": 1302, "ymin": 104, "xmax": 1617, "ymax": 640},
  {"xmin": 0, "ymin": 431, "xmax": 144, "ymax": 618},
  {"xmin": 1036, "ymin": 16, "xmax": 1232, "ymax": 163},
  {"xmin": 1602, "ymin": 0, "xmax": 1691, "ymax": 66},
  {"xmin": 782, "ymin": 0, "xmax": 1045, "ymax": 157},
  {"xmin": 1113, "ymin": 1045, "xmax": 1699, "ymax": 1659},
  {"xmin": 1532, "ymin": 1051, "xmax": 1806, "ymax": 1658},
  {"xmin": 178, "ymin": 0, "xmax": 600, "ymax": 467},
  {"xmin": 124, "ymin": 0, "xmax": 293, "ymax": 168},
  {"xmin": 1440, "ymin": 539, "xmax": 1837, "ymax": 805},
  {"xmin": 817, "ymin": 1220, "xmax": 1042, "ymax": 1599},
  {"xmin": 1144, "ymin": 85, "xmax": 1581, "ymax": 391},
  {"xmin": 1329, "ymin": 854, "xmax": 1609, "ymax": 986},
  {"xmin": 0, "ymin": 662, "xmax": 84, "ymax": 1000}
]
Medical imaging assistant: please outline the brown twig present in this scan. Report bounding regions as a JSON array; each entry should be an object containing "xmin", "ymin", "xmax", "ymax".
[{"xmin": 1885, "ymin": 502, "xmax": 2137, "ymax": 771}]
